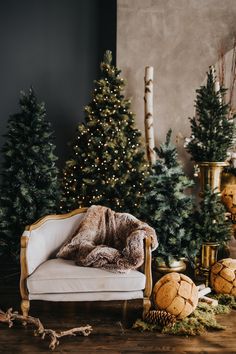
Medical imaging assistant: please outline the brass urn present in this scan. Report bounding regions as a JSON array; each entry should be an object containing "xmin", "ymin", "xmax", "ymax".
[
  {"xmin": 198, "ymin": 162, "xmax": 229, "ymax": 195},
  {"xmin": 153, "ymin": 258, "xmax": 186, "ymax": 275}
]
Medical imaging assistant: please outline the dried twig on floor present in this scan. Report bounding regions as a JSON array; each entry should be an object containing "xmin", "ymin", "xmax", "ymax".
[{"xmin": 0, "ymin": 308, "xmax": 92, "ymax": 350}]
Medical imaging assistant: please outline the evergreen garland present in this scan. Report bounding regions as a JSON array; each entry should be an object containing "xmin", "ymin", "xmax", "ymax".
[
  {"xmin": 138, "ymin": 130, "xmax": 197, "ymax": 265},
  {"xmin": 186, "ymin": 67, "xmax": 234, "ymax": 162},
  {"xmin": 60, "ymin": 50, "xmax": 148, "ymax": 214},
  {"xmin": 0, "ymin": 88, "xmax": 60, "ymax": 261}
]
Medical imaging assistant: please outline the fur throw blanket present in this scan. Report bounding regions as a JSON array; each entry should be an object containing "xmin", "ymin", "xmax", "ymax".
[{"xmin": 57, "ymin": 205, "xmax": 158, "ymax": 273}]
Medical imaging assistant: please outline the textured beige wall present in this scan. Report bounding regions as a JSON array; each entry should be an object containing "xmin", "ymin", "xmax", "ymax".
[{"xmin": 117, "ymin": 0, "xmax": 236, "ymax": 173}]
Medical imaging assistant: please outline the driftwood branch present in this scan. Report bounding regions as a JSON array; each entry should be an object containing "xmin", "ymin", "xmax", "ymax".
[{"xmin": 0, "ymin": 308, "xmax": 92, "ymax": 350}]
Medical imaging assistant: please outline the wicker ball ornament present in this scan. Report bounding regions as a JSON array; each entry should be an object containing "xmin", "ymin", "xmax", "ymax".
[
  {"xmin": 210, "ymin": 258, "xmax": 236, "ymax": 296},
  {"xmin": 153, "ymin": 272, "xmax": 198, "ymax": 319}
]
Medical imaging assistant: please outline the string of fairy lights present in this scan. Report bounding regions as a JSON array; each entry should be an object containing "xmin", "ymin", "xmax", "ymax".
[{"xmin": 60, "ymin": 57, "xmax": 148, "ymax": 211}]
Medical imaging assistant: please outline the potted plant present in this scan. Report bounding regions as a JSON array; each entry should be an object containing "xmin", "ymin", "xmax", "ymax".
[
  {"xmin": 139, "ymin": 130, "xmax": 198, "ymax": 274},
  {"xmin": 185, "ymin": 66, "xmax": 234, "ymax": 194},
  {"xmin": 194, "ymin": 186, "xmax": 232, "ymax": 283}
]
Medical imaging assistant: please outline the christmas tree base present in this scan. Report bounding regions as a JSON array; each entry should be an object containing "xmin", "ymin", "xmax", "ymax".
[
  {"xmin": 152, "ymin": 258, "xmax": 186, "ymax": 282},
  {"xmin": 199, "ymin": 242, "xmax": 219, "ymax": 286}
]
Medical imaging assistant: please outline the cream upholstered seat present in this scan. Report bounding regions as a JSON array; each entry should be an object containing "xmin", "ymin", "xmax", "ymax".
[
  {"xmin": 20, "ymin": 208, "xmax": 153, "ymax": 318},
  {"xmin": 27, "ymin": 259, "xmax": 146, "ymax": 301}
]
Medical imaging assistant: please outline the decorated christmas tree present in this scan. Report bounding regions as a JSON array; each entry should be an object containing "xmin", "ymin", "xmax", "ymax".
[
  {"xmin": 138, "ymin": 130, "xmax": 197, "ymax": 265},
  {"xmin": 0, "ymin": 88, "xmax": 59, "ymax": 261},
  {"xmin": 60, "ymin": 50, "xmax": 148, "ymax": 213},
  {"xmin": 186, "ymin": 67, "xmax": 234, "ymax": 162},
  {"xmin": 194, "ymin": 186, "xmax": 231, "ymax": 245}
]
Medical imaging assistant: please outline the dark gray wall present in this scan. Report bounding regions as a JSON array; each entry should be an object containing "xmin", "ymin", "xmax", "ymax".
[{"xmin": 0, "ymin": 0, "xmax": 116, "ymax": 167}]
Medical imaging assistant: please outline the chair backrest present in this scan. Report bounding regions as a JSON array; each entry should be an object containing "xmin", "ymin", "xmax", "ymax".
[{"xmin": 23, "ymin": 208, "xmax": 87, "ymax": 275}]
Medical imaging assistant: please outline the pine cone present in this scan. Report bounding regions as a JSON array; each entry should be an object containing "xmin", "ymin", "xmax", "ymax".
[{"xmin": 144, "ymin": 310, "xmax": 176, "ymax": 327}]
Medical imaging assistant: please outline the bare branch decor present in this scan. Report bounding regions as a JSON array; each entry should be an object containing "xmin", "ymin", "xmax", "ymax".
[
  {"xmin": 0, "ymin": 308, "xmax": 92, "ymax": 350},
  {"xmin": 217, "ymin": 38, "xmax": 236, "ymax": 115}
]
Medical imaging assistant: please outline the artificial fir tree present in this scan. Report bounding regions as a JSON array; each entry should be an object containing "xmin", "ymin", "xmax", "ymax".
[
  {"xmin": 60, "ymin": 50, "xmax": 148, "ymax": 213},
  {"xmin": 138, "ymin": 130, "xmax": 197, "ymax": 265},
  {"xmin": 186, "ymin": 67, "xmax": 234, "ymax": 162},
  {"xmin": 194, "ymin": 186, "xmax": 231, "ymax": 245},
  {"xmin": 0, "ymin": 88, "xmax": 59, "ymax": 261}
]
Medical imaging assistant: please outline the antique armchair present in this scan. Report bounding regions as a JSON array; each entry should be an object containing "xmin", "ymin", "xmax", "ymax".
[{"xmin": 20, "ymin": 208, "xmax": 153, "ymax": 318}]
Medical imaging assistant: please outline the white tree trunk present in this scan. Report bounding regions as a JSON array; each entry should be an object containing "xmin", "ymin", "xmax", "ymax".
[
  {"xmin": 211, "ymin": 65, "xmax": 222, "ymax": 103},
  {"xmin": 144, "ymin": 66, "xmax": 156, "ymax": 165},
  {"xmin": 215, "ymin": 79, "xmax": 222, "ymax": 103}
]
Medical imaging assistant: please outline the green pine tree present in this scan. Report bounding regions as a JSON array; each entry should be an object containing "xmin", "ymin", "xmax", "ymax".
[
  {"xmin": 138, "ymin": 130, "xmax": 197, "ymax": 265},
  {"xmin": 186, "ymin": 67, "xmax": 234, "ymax": 162},
  {"xmin": 0, "ymin": 88, "xmax": 60, "ymax": 261},
  {"xmin": 194, "ymin": 186, "xmax": 231, "ymax": 245},
  {"xmin": 60, "ymin": 50, "xmax": 148, "ymax": 213}
]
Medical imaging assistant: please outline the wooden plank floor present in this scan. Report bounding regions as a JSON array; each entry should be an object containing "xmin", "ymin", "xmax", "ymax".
[{"xmin": 0, "ymin": 267, "xmax": 236, "ymax": 353}]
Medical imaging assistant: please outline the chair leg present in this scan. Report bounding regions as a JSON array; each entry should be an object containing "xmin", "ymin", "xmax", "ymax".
[
  {"xmin": 142, "ymin": 297, "xmax": 151, "ymax": 319},
  {"xmin": 21, "ymin": 299, "xmax": 30, "ymax": 317},
  {"xmin": 122, "ymin": 300, "xmax": 128, "ymax": 322}
]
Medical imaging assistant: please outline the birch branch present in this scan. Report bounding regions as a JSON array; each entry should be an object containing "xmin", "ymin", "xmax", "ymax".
[
  {"xmin": 144, "ymin": 66, "xmax": 156, "ymax": 165},
  {"xmin": 211, "ymin": 65, "xmax": 222, "ymax": 103}
]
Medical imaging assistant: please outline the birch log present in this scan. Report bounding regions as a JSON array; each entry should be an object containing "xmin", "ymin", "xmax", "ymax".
[
  {"xmin": 215, "ymin": 79, "xmax": 222, "ymax": 103},
  {"xmin": 144, "ymin": 66, "xmax": 156, "ymax": 165},
  {"xmin": 210, "ymin": 65, "xmax": 222, "ymax": 103}
]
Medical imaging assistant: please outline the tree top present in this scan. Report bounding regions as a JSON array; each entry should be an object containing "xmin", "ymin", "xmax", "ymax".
[{"xmin": 103, "ymin": 50, "xmax": 112, "ymax": 65}]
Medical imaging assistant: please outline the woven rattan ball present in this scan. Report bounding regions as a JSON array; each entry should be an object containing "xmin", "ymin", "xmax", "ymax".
[
  {"xmin": 210, "ymin": 258, "xmax": 236, "ymax": 296},
  {"xmin": 153, "ymin": 272, "xmax": 198, "ymax": 319}
]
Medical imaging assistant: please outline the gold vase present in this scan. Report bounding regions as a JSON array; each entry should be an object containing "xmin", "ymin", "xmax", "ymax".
[
  {"xmin": 198, "ymin": 162, "xmax": 229, "ymax": 195},
  {"xmin": 200, "ymin": 242, "xmax": 219, "ymax": 285},
  {"xmin": 154, "ymin": 258, "xmax": 186, "ymax": 274}
]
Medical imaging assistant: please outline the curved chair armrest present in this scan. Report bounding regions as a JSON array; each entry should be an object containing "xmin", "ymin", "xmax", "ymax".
[
  {"xmin": 142, "ymin": 235, "xmax": 154, "ymax": 317},
  {"xmin": 20, "ymin": 235, "xmax": 30, "ymax": 302},
  {"xmin": 20, "ymin": 208, "xmax": 87, "ymax": 277},
  {"xmin": 19, "ymin": 208, "xmax": 87, "ymax": 303},
  {"xmin": 143, "ymin": 236, "xmax": 153, "ymax": 299}
]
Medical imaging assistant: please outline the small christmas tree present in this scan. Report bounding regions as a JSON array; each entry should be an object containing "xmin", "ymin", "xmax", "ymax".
[
  {"xmin": 138, "ymin": 130, "xmax": 196, "ymax": 265},
  {"xmin": 186, "ymin": 67, "xmax": 234, "ymax": 162},
  {"xmin": 60, "ymin": 50, "xmax": 148, "ymax": 213},
  {"xmin": 0, "ymin": 88, "xmax": 60, "ymax": 261},
  {"xmin": 194, "ymin": 186, "xmax": 231, "ymax": 245}
]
